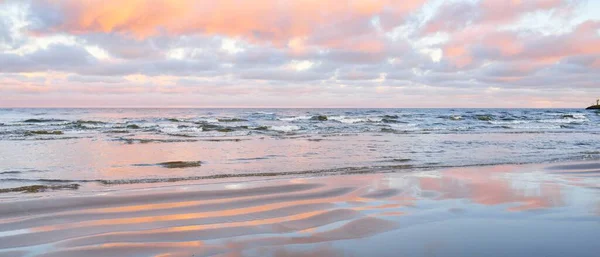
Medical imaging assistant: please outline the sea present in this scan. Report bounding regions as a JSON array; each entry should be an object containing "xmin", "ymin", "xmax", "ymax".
[{"xmin": 0, "ymin": 108, "xmax": 599, "ymax": 196}]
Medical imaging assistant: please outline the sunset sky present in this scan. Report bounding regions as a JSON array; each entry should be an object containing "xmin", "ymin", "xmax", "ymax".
[{"xmin": 0, "ymin": 0, "xmax": 599, "ymax": 108}]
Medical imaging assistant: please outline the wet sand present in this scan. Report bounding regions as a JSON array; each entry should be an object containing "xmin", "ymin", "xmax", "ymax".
[{"xmin": 0, "ymin": 162, "xmax": 599, "ymax": 257}]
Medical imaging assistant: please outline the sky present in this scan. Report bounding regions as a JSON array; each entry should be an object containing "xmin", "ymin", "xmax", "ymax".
[{"xmin": 0, "ymin": 0, "xmax": 599, "ymax": 108}]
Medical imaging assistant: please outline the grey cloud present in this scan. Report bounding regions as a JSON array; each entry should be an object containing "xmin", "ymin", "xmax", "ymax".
[
  {"xmin": 385, "ymin": 69, "xmax": 415, "ymax": 81},
  {"xmin": 0, "ymin": 73, "xmax": 46, "ymax": 83},
  {"xmin": 231, "ymin": 47, "xmax": 289, "ymax": 67},
  {"xmin": 421, "ymin": 1, "xmax": 478, "ymax": 34},
  {"xmin": 79, "ymin": 33, "xmax": 174, "ymax": 60},
  {"xmin": 30, "ymin": 44, "xmax": 95, "ymax": 66},
  {"xmin": 0, "ymin": 17, "xmax": 12, "ymax": 47},
  {"xmin": 323, "ymin": 50, "xmax": 387, "ymax": 64},
  {"xmin": 337, "ymin": 70, "xmax": 381, "ymax": 81},
  {"xmin": 26, "ymin": 0, "xmax": 64, "ymax": 32},
  {"xmin": 479, "ymin": 63, "xmax": 542, "ymax": 78},
  {"xmin": 67, "ymin": 75, "xmax": 127, "ymax": 84},
  {"xmin": 240, "ymin": 69, "xmax": 330, "ymax": 81},
  {"xmin": 0, "ymin": 2, "xmax": 27, "ymax": 50},
  {"xmin": 560, "ymin": 55, "xmax": 599, "ymax": 68},
  {"xmin": 0, "ymin": 43, "xmax": 95, "ymax": 73},
  {"xmin": 77, "ymin": 59, "xmax": 219, "ymax": 76}
]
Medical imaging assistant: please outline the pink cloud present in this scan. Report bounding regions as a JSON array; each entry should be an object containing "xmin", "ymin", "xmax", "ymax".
[
  {"xmin": 424, "ymin": 0, "xmax": 599, "ymax": 70},
  {"xmin": 36, "ymin": 0, "xmax": 426, "ymax": 49},
  {"xmin": 440, "ymin": 19, "xmax": 600, "ymax": 69},
  {"xmin": 424, "ymin": 0, "xmax": 567, "ymax": 35},
  {"xmin": 592, "ymin": 58, "xmax": 600, "ymax": 68},
  {"xmin": 2, "ymin": 0, "xmax": 599, "ymax": 107},
  {"xmin": 418, "ymin": 166, "xmax": 564, "ymax": 211},
  {"xmin": 479, "ymin": 0, "xmax": 564, "ymax": 23}
]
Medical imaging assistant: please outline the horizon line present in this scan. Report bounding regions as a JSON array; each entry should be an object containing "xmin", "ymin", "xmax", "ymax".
[{"xmin": 0, "ymin": 106, "xmax": 592, "ymax": 109}]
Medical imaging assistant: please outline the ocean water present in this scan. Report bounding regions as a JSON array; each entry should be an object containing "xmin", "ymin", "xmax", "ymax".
[{"xmin": 0, "ymin": 108, "xmax": 599, "ymax": 194}]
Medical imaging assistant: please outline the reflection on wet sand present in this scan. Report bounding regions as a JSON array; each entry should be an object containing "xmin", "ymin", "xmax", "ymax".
[
  {"xmin": 419, "ymin": 166, "xmax": 564, "ymax": 211},
  {"xmin": 0, "ymin": 162, "xmax": 599, "ymax": 257}
]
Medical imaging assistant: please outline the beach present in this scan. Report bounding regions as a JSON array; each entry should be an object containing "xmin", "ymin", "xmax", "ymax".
[
  {"xmin": 1, "ymin": 161, "xmax": 599, "ymax": 257},
  {"xmin": 1, "ymin": 108, "xmax": 599, "ymax": 256},
  {"xmin": 1, "ymin": 108, "xmax": 599, "ymax": 193},
  {"xmin": 3, "ymin": 0, "xmax": 600, "ymax": 255}
]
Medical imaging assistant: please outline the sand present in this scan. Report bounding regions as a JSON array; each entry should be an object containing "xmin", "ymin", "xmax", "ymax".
[{"xmin": 0, "ymin": 162, "xmax": 599, "ymax": 257}]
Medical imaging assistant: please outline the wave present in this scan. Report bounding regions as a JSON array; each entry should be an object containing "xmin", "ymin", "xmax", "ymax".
[
  {"xmin": 1, "ymin": 109, "xmax": 597, "ymax": 142},
  {"xmin": 73, "ymin": 120, "xmax": 107, "ymax": 125},
  {"xmin": 113, "ymin": 138, "xmax": 200, "ymax": 144},
  {"xmin": 0, "ymin": 169, "xmax": 48, "ymax": 175},
  {"xmin": 279, "ymin": 116, "xmax": 312, "ymax": 121},
  {"xmin": 387, "ymin": 123, "xmax": 419, "ymax": 131},
  {"xmin": 2, "ymin": 158, "xmax": 599, "ymax": 194},
  {"xmin": 269, "ymin": 125, "xmax": 301, "ymax": 132},
  {"xmin": 328, "ymin": 116, "xmax": 366, "ymax": 124},
  {"xmin": 217, "ymin": 118, "xmax": 248, "ymax": 122},
  {"xmin": 22, "ymin": 119, "xmax": 68, "ymax": 123},
  {"xmin": 134, "ymin": 161, "xmax": 202, "ymax": 169},
  {"xmin": 0, "ymin": 164, "xmax": 415, "ymax": 186},
  {"xmin": 582, "ymin": 151, "xmax": 600, "ymax": 155},
  {"xmin": 561, "ymin": 114, "xmax": 587, "ymax": 119},
  {"xmin": 0, "ymin": 171, "xmax": 22, "ymax": 175}
]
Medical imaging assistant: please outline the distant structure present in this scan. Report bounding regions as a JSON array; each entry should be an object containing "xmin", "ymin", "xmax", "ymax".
[{"xmin": 586, "ymin": 99, "xmax": 600, "ymax": 109}]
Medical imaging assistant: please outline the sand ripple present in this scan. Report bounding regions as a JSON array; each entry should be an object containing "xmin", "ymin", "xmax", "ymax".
[
  {"xmin": 1, "ymin": 162, "xmax": 598, "ymax": 256},
  {"xmin": 0, "ymin": 179, "xmax": 401, "ymax": 257}
]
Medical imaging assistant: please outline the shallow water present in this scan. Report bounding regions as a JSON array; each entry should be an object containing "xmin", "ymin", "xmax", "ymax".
[
  {"xmin": 0, "ymin": 162, "xmax": 598, "ymax": 257},
  {"xmin": 0, "ymin": 108, "xmax": 599, "ymax": 193}
]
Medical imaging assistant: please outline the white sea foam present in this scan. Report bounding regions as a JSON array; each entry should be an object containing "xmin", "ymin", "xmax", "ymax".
[
  {"xmin": 279, "ymin": 116, "xmax": 312, "ymax": 121},
  {"xmin": 270, "ymin": 125, "xmax": 301, "ymax": 132},
  {"xmin": 200, "ymin": 118, "xmax": 219, "ymax": 123},
  {"xmin": 389, "ymin": 123, "xmax": 419, "ymax": 131},
  {"xmin": 328, "ymin": 116, "xmax": 366, "ymax": 124},
  {"xmin": 367, "ymin": 117, "xmax": 383, "ymax": 122},
  {"xmin": 489, "ymin": 120, "xmax": 530, "ymax": 125},
  {"xmin": 569, "ymin": 114, "xmax": 587, "ymax": 119},
  {"xmin": 538, "ymin": 119, "xmax": 585, "ymax": 124}
]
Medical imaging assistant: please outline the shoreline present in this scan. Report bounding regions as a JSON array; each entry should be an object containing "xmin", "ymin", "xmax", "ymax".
[
  {"xmin": 1, "ymin": 159, "xmax": 598, "ymax": 201},
  {"xmin": 1, "ymin": 159, "xmax": 599, "ymax": 200},
  {"xmin": 1, "ymin": 161, "xmax": 598, "ymax": 256}
]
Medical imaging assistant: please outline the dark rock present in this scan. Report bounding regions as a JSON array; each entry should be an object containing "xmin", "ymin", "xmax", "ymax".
[
  {"xmin": 157, "ymin": 161, "xmax": 202, "ymax": 169},
  {"xmin": 75, "ymin": 120, "xmax": 106, "ymax": 125},
  {"xmin": 475, "ymin": 115, "xmax": 493, "ymax": 121},
  {"xmin": 0, "ymin": 184, "xmax": 80, "ymax": 194},
  {"xmin": 23, "ymin": 119, "xmax": 67, "ymax": 123},
  {"xmin": 26, "ymin": 130, "xmax": 63, "ymax": 135},
  {"xmin": 381, "ymin": 118, "xmax": 398, "ymax": 123},
  {"xmin": 310, "ymin": 115, "xmax": 328, "ymax": 121},
  {"xmin": 217, "ymin": 118, "xmax": 247, "ymax": 122},
  {"xmin": 105, "ymin": 130, "xmax": 129, "ymax": 134}
]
